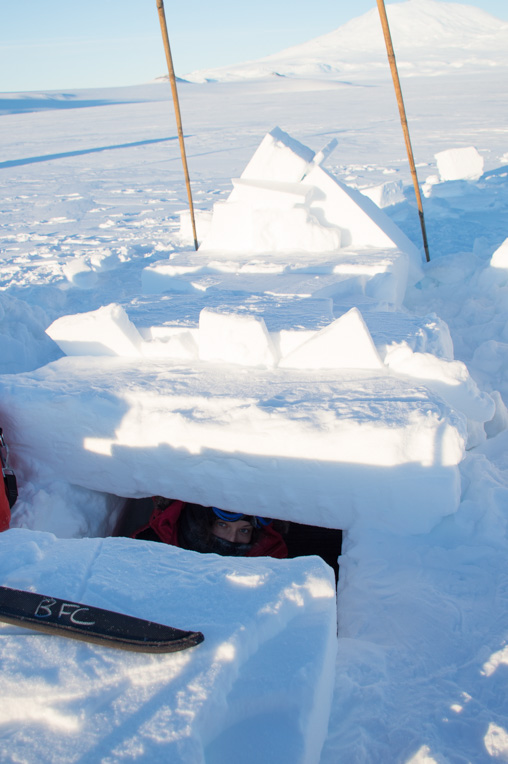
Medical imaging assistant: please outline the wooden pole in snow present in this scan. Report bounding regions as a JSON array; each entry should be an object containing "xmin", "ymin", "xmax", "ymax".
[
  {"xmin": 156, "ymin": 0, "xmax": 199, "ymax": 250},
  {"xmin": 376, "ymin": 0, "xmax": 430, "ymax": 262}
]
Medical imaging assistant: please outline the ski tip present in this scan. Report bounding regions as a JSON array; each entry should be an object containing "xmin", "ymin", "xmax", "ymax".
[
  {"xmin": 190, "ymin": 630, "xmax": 205, "ymax": 646},
  {"xmin": 139, "ymin": 629, "xmax": 204, "ymax": 653}
]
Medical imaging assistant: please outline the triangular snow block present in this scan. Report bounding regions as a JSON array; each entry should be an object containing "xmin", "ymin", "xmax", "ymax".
[
  {"xmin": 240, "ymin": 127, "xmax": 315, "ymax": 183},
  {"xmin": 279, "ymin": 307, "xmax": 383, "ymax": 370},
  {"xmin": 305, "ymin": 165, "xmax": 422, "ymax": 274}
]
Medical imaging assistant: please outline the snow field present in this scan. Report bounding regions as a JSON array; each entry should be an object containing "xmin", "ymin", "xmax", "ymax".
[{"xmin": 1, "ymin": 8, "xmax": 508, "ymax": 757}]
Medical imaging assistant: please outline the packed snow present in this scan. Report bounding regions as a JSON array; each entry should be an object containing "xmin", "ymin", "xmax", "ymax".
[
  {"xmin": 1, "ymin": 0, "xmax": 508, "ymax": 761},
  {"xmin": 0, "ymin": 530, "xmax": 337, "ymax": 763}
]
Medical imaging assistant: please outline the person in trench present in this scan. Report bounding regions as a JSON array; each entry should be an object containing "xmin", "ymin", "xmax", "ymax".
[{"xmin": 133, "ymin": 497, "xmax": 288, "ymax": 559}]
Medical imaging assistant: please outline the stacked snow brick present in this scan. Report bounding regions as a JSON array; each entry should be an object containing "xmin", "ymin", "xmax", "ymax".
[{"xmin": 199, "ymin": 128, "xmax": 421, "ymax": 276}]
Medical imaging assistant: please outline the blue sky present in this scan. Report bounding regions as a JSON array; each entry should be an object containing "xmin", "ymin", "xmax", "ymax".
[{"xmin": 2, "ymin": 0, "xmax": 507, "ymax": 92}]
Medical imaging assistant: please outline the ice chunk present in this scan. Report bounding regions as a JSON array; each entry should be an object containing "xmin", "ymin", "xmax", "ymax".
[
  {"xmin": 241, "ymin": 126, "xmax": 315, "ymax": 183},
  {"xmin": 199, "ymin": 308, "xmax": 278, "ymax": 367},
  {"xmin": 46, "ymin": 303, "xmax": 143, "ymax": 358},
  {"xmin": 435, "ymin": 146, "xmax": 484, "ymax": 181},
  {"xmin": 279, "ymin": 307, "xmax": 383, "ymax": 370}
]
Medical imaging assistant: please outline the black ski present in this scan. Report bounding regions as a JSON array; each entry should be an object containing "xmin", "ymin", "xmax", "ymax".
[{"xmin": 0, "ymin": 586, "xmax": 204, "ymax": 653}]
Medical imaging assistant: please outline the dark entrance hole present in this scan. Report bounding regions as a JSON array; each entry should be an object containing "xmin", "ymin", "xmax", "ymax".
[{"xmin": 114, "ymin": 498, "xmax": 343, "ymax": 581}]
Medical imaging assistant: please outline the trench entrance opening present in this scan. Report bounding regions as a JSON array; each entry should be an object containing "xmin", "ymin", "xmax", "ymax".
[{"xmin": 114, "ymin": 497, "xmax": 343, "ymax": 581}]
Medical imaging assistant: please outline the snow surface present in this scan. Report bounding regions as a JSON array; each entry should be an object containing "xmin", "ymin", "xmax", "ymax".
[{"xmin": 1, "ymin": 0, "xmax": 508, "ymax": 760}]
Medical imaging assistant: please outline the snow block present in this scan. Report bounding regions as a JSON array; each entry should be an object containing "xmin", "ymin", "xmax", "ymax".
[
  {"xmin": 304, "ymin": 164, "xmax": 423, "ymax": 282},
  {"xmin": 335, "ymin": 303, "xmax": 455, "ymax": 362},
  {"xmin": 197, "ymin": 128, "xmax": 423, "ymax": 300},
  {"xmin": 202, "ymin": 177, "xmax": 342, "ymax": 253},
  {"xmin": 0, "ymin": 357, "xmax": 467, "ymax": 534},
  {"xmin": 229, "ymin": 177, "xmax": 317, "ymax": 208},
  {"xmin": 279, "ymin": 308, "xmax": 383, "ymax": 370},
  {"xmin": 199, "ymin": 308, "xmax": 278, "ymax": 367},
  {"xmin": 0, "ymin": 529, "xmax": 337, "ymax": 764},
  {"xmin": 141, "ymin": 328, "xmax": 199, "ymax": 361},
  {"xmin": 277, "ymin": 307, "xmax": 454, "ymax": 370},
  {"xmin": 478, "ymin": 238, "xmax": 508, "ymax": 289},
  {"xmin": 240, "ymin": 127, "xmax": 315, "ymax": 183},
  {"xmin": 435, "ymin": 146, "xmax": 484, "ymax": 182},
  {"xmin": 179, "ymin": 208, "xmax": 213, "ymax": 245},
  {"xmin": 361, "ymin": 180, "xmax": 405, "ymax": 208},
  {"xmin": 490, "ymin": 238, "xmax": 508, "ymax": 269},
  {"xmin": 201, "ymin": 201, "xmax": 342, "ymax": 254},
  {"xmin": 384, "ymin": 345, "xmax": 495, "ymax": 444},
  {"xmin": 45, "ymin": 304, "xmax": 143, "ymax": 358}
]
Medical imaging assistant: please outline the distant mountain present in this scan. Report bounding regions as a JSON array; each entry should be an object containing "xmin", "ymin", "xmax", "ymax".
[{"xmin": 182, "ymin": 0, "xmax": 508, "ymax": 83}]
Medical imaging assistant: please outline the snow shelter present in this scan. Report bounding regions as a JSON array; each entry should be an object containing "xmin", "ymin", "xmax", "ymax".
[{"xmin": 0, "ymin": 130, "xmax": 492, "ymax": 553}]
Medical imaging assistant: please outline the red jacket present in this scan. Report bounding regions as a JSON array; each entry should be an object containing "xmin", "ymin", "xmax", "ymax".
[
  {"xmin": 0, "ymin": 482, "xmax": 10, "ymax": 532},
  {"xmin": 136, "ymin": 500, "xmax": 288, "ymax": 559}
]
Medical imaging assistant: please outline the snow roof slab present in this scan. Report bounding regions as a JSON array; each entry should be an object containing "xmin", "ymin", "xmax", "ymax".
[{"xmin": 0, "ymin": 356, "xmax": 466, "ymax": 535}]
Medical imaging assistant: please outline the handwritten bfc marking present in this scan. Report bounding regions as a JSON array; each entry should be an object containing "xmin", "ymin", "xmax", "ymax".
[{"xmin": 34, "ymin": 598, "xmax": 96, "ymax": 627}]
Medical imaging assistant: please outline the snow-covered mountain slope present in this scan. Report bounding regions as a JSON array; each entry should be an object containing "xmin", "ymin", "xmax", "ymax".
[{"xmin": 181, "ymin": 0, "xmax": 508, "ymax": 82}]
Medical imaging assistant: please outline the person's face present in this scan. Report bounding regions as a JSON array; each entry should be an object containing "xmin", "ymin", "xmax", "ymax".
[{"xmin": 212, "ymin": 518, "xmax": 253, "ymax": 544}]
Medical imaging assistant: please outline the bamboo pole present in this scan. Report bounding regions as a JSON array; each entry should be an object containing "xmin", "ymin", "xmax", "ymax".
[
  {"xmin": 376, "ymin": 0, "xmax": 430, "ymax": 262},
  {"xmin": 156, "ymin": 0, "xmax": 199, "ymax": 250}
]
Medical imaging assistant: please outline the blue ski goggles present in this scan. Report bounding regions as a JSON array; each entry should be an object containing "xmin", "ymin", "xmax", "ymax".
[{"xmin": 212, "ymin": 507, "xmax": 272, "ymax": 528}]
